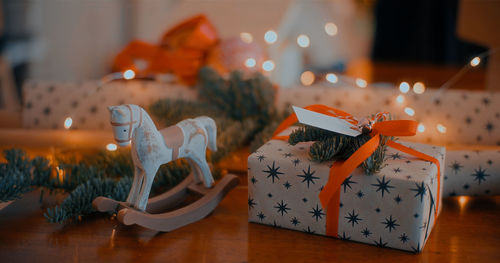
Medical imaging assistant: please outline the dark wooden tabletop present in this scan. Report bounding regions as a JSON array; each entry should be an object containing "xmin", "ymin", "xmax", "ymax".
[{"xmin": 0, "ymin": 176, "xmax": 499, "ymax": 263}]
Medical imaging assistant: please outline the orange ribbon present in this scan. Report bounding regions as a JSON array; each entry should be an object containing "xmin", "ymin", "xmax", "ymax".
[
  {"xmin": 112, "ymin": 14, "xmax": 218, "ymax": 85},
  {"xmin": 272, "ymin": 105, "xmax": 441, "ymax": 237}
]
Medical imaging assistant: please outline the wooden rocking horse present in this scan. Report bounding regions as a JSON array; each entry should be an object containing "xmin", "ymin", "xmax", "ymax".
[{"xmin": 92, "ymin": 104, "xmax": 238, "ymax": 232}]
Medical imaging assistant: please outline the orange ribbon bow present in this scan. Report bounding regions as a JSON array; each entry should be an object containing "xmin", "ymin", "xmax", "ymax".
[{"xmin": 272, "ymin": 104, "xmax": 441, "ymax": 237}]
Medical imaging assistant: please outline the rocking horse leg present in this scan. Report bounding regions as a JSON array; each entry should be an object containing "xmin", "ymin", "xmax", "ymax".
[
  {"xmin": 126, "ymin": 166, "xmax": 142, "ymax": 205},
  {"xmin": 191, "ymin": 155, "xmax": 214, "ymax": 188},
  {"xmin": 135, "ymin": 167, "xmax": 157, "ymax": 211},
  {"xmin": 187, "ymin": 158, "xmax": 202, "ymax": 184}
]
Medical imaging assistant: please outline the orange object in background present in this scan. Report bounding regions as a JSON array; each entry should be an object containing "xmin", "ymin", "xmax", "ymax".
[
  {"xmin": 112, "ymin": 14, "xmax": 219, "ymax": 85},
  {"xmin": 112, "ymin": 40, "xmax": 170, "ymax": 75}
]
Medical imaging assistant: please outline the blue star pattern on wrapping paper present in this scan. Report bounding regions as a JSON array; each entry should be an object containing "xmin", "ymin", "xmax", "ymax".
[
  {"xmin": 292, "ymin": 158, "xmax": 301, "ymax": 167},
  {"xmin": 309, "ymin": 204, "xmax": 326, "ymax": 221},
  {"xmin": 449, "ymin": 161, "xmax": 463, "ymax": 174},
  {"xmin": 257, "ymin": 155, "xmax": 266, "ymax": 162},
  {"xmin": 371, "ymin": 176, "xmax": 395, "ymax": 197},
  {"xmin": 248, "ymin": 198, "xmax": 256, "ymax": 209},
  {"xmin": 291, "ymin": 217, "xmax": 300, "ymax": 226},
  {"xmin": 274, "ymin": 200, "xmax": 291, "ymax": 216},
  {"xmin": 257, "ymin": 212, "xmax": 265, "ymax": 221},
  {"xmin": 382, "ymin": 215, "xmax": 400, "ymax": 232},
  {"xmin": 345, "ymin": 209, "xmax": 362, "ymax": 227},
  {"xmin": 471, "ymin": 167, "xmax": 490, "ymax": 184},
  {"xmin": 263, "ymin": 161, "xmax": 283, "ymax": 183},
  {"xmin": 374, "ymin": 237, "xmax": 388, "ymax": 248},
  {"xmin": 394, "ymin": 195, "xmax": 402, "ymax": 204},
  {"xmin": 250, "ymin": 176, "xmax": 257, "ymax": 184},
  {"xmin": 361, "ymin": 228, "xmax": 371, "ymax": 237},
  {"xmin": 283, "ymin": 181, "xmax": 292, "ymax": 189},
  {"xmin": 411, "ymin": 182, "xmax": 427, "ymax": 202},
  {"xmin": 338, "ymin": 232, "xmax": 351, "ymax": 240},
  {"xmin": 303, "ymin": 226, "xmax": 315, "ymax": 234},
  {"xmin": 297, "ymin": 165, "xmax": 319, "ymax": 188},
  {"xmin": 388, "ymin": 152, "xmax": 403, "ymax": 160},
  {"xmin": 399, "ymin": 233, "xmax": 409, "ymax": 243},
  {"xmin": 341, "ymin": 176, "xmax": 357, "ymax": 192}
]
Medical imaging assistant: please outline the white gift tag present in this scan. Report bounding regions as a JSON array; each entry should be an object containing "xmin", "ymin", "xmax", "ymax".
[{"xmin": 292, "ymin": 106, "xmax": 361, "ymax": 137}]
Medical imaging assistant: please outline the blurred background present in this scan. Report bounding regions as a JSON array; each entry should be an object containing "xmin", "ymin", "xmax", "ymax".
[{"xmin": 0, "ymin": 0, "xmax": 496, "ymax": 111}]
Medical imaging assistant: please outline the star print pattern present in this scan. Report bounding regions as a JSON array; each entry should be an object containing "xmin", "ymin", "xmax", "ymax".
[
  {"xmin": 345, "ymin": 210, "xmax": 362, "ymax": 227},
  {"xmin": 263, "ymin": 161, "xmax": 283, "ymax": 183},
  {"xmin": 297, "ymin": 165, "xmax": 319, "ymax": 188},
  {"xmin": 248, "ymin": 136, "xmax": 445, "ymax": 252},
  {"xmin": 443, "ymin": 151, "xmax": 500, "ymax": 197},
  {"xmin": 371, "ymin": 176, "xmax": 395, "ymax": 197}
]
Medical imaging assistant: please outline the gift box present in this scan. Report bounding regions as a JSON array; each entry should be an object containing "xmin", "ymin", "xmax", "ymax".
[
  {"xmin": 22, "ymin": 80, "xmax": 196, "ymax": 130},
  {"xmin": 248, "ymin": 126, "xmax": 445, "ymax": 252},
  {"xmin": 277, "ymin": 85, "xmax": 500, "ymax": 196},
  {"xmin": 443, "ymin": 149, "xmax": 500, "ymax": 197}
]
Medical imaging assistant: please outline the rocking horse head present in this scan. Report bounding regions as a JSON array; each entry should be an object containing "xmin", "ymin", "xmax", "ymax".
[{"xmin": 108, "ymin": 104, "xmax": 143, "ymax": 147}]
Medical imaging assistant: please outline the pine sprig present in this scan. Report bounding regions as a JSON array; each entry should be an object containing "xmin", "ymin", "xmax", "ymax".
[
  {"xmin": 288, "ymin": 125, "xmax": 388, "ymax": 175},
  {"xmin": 44, "ymin": 177, "xmax": 132, "ymax": 223}
]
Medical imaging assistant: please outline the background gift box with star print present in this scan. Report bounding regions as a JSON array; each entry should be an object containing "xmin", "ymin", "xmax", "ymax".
[
  {"xmin": 248, "ymin": 132, "xmax": 445, "ymax": 252},
  {"xmin": 22, "ymin": 80, "xmax": 196, "ymax": 130},
  {"xmin": 277, "ymin": 85, "xmax": 500, "ymax": 197}
]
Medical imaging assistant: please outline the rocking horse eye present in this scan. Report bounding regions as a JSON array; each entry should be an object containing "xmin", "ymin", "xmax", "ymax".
[{"xmin": 123, "ymin": 129, "xmax": 127, "ymax": 132}]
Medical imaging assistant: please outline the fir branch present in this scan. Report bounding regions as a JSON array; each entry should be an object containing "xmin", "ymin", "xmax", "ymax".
[
  {"xmin": 197, "ymin": 67, "xmax": 276, "ymax": 123},
  {"xmin": 44, "ymin": 177, "xmax": 132, "ymax": 223},
  {"xmin": 289, "ymin": 125, "xmax": 339, "ymax": 146},
  {"xmin": 288, "ymin": 125, "xmax": 388, "ymax": 175}
]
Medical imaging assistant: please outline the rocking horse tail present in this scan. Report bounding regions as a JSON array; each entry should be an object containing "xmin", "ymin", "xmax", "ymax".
[{"xmin": 196, "ymin": 116, "xmax": 217, "ymax": 151}]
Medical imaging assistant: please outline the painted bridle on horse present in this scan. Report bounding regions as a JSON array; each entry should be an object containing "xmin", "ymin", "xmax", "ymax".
[{"xmin": 110, "ymin": 104, "xmax": 143, "ymax": 143}]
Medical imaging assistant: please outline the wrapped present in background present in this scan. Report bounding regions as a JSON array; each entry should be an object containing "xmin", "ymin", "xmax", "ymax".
[
  {"xmin": 22, "ymin": 80, "xmax": 196, "ymax": 130},
  {"xmin": 248, "ymin": 130, "xmax": 444, "ymax": 252},
  {"xmin": 277, "ymin": 85, "xmax": 500, "ymax": 197}
]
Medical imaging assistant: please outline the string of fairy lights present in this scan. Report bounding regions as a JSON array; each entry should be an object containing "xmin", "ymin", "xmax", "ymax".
[{"xmin": 62, "ymin": 21, "xmax": 490, "ymax": 151}]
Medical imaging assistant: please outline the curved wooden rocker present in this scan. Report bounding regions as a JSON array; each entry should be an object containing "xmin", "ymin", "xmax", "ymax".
[
  {"xmin": 93, "ymin": 173, "xmax": 238, "ymax": 232},
  {"xmin": 93, "ymin": 104, "xmax": 238, "ymax": 232}
]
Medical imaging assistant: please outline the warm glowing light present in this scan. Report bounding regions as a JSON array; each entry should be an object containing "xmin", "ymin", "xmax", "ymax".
[
  {"xmin": 470, "ymin": 56, "xmax": 480, "ymax": 67},
  {"xmin": 264, "ymin": 30, "xmax": 278, "ymax": 44},
  {"xmin": 436, "ymin": 124, "xmax": 447, "ymax": 133},
  {"xmin": 417, "ymin": 123, "xmax": 425, "ymax": 133},
  {"xmin": 240, "ymin": 32, "xmax": 253, "ymax": 43},
  {"xmin": 326, "ymin": 73, "xmax": 338, "ymax": 83},
  {"xmin": 404, "ymin": 107, "xmax": 415, "ymax": 116},
  {"xmin": 297, "ymin": 34, "xmax": 310, "ymax": 48},
  {"xmin": 324, "ymin": 22, "xmax": 338, "ymax": 36},
  {"xmin": 355, "ymin": 78, "xmax": 367, "ymax": 88},
  {"xmin": 458, "ymin": 196, "xmax": 468, "ymax": 208},
  {"xmin": 413, "ymin": 82, "xmax": 426, "ymax": 94},
  {"xmin": 262, "ymin": 60, "xmax": 275, "ymax": 72},
  {"xmin": 55, "ymin": 166, "xmax": 65, "ymax": 183},
  {"xmin": 300, "ymin": 71, "xmax": 315, "ymax": 86},
  {"xmin": 64, "ymin": 117, "xmax": 73, "ymax": 129},
  {"xmin": 399, "ymin": 82, "xmax": 410, "ymax": 93},
  {"xmin": 245, "ymin": 58, "xmax": 256, "ymax": 68},
  {"xmin": 396, "ymin": 95, "xmax": 405, "ymax": 104},
  {"xmin": 123, "ymin": 69, "xmax": 135, "ymax": 80},
  {"xmin": 106, "ymin": 143, "xmax": 118, "ymax": 151}
]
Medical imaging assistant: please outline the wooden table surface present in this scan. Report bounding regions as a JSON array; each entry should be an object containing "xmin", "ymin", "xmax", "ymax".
[{"xmin": 0, "ymin": 175, "xmax": 499, "ymax": 263}]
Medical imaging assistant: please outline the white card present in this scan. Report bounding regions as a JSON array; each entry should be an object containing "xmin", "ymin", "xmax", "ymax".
[{"xmin": 292, "ymin": 106, "xmax": 361, "ymax": 137}]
